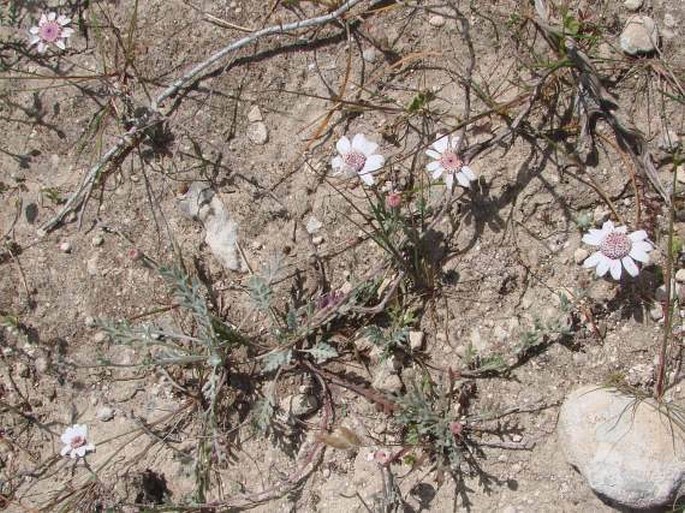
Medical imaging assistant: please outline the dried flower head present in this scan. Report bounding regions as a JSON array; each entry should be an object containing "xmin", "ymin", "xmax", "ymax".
[
  {"xmin": 426, "ymin": 134, "xmax": 476, "ymax": 189},
  {"xmin": 60, "ymin": 424, "xmax": 95, "ymax": 459},
  {"xmin": 29, "ymin": 12, "xmax": 74, "ymax": 53},
  {"xmin": 331, "ymin": 133, "xmax": 385, "ymax": 186},
  {"xmin": 582, "ymin": 221, "xmax": 652, "ymax": 280},
  {"xmin": 386, "ymin": 190, "xmax": 402, "ymax": 209}
]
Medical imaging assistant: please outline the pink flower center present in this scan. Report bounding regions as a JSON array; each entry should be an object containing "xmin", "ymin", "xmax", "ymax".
[
  {"xmin": 386, "ymin": 192, "xmax": 401, "ymax": 208},
  {"xmin": 70, "ymin": 435, "xmax": 86, "ymax": 449},
  {"xmin": 439, "ymin": 151, "xmax": 463, "ymax": 172},
  {"xmin": 343, "ymin": 152, "xmax": 366, "ymax": 173},
  {"xmin": 39, "ymin": 21, "xmax": 62, "ymax": 43},
  {"xmin": 600, "ymin": 232, "xmax": 632, "ymax": 260}
]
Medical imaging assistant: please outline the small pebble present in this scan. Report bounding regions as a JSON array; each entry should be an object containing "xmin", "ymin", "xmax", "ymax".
[
  {"xmin": 247, "ymin": 122, "xmax": 269, "ymax": 145},
  {"xmin": 676, "ymin": 269, "xmax": 685, "ymax": 283},
  {"xmin": 676, "ymin": 165, "xmax": 685, "ymax": 184},
  {"xmin": 574, "ymin": 248, "xmax": 589, "ymax": 265},
  {"xmin": 620, "ymin": 15, "xmax": 659, "ymax": 56},
  {"xmin": 592, "ymin": 205, "xmax": 610, "ymax": 225},
  {"xmin": 97, "ymin": 407, "xmax": 115, "ymax": 422},
  {"xmin": 306, "ymin": 216, "xmax": 323, "ymax": 235},
  {"xmin": 409, "ymin": 330, "xmax": 424, "ymax": 351},
  {"xmin": 362, "ymin": 48, "xmax": 377, "ymax": 63},
  {"xmin": 247, "ymin": 105, "xmax": 263, "ymax": 122},
  {"xmin": 428, "ymin": 14, "xmax": 446, "ymax": 27},
  {"xmin": 650, "ymin": 304, "xmax": 664, "ymax": 321},
  {"xmin": 59, "ymin": 241, "xmax": 72, "ymax": 253},
  {"xmin": 34, "ymin": 356, "xmax": 49, "ymax": 373},
  {"xmin": 623, "ymin": 0, "xmax": 643, "ymax": 11},
  {"xmin": 91, "ymin": 235, "xmax": 104, "ymax": 247},
  {"xmin": 663, "ymin": 13, "xmax": 676, "ymax": 29},
  {"xmin": 312, "ymin": 235, "xmax": 324, "ymax": 246}
]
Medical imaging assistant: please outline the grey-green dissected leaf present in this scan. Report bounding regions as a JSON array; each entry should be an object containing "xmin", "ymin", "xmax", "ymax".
[
  {"xmin": 305, "ymin": 342, "xmax": 338, "ymax": 363},
  {"xmin": 248, "ymin": 275, "xmax": 273, "ymax": 312},
  {"xmin": 262, "ymin": 349, "xmax": 292, "ymax": 372}
]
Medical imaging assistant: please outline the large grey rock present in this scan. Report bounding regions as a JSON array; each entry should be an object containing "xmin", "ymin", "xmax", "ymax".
[
  {"xmin": 558, "ymin": 385, "xmax": 685, "ymax": 510},
  {"xmin": 620, "ymin": 15, "xmax": 659, "ymax": 55},
  {"xmin": 178, "ymin": 182, "xmax": 242, "ymax": 271}
]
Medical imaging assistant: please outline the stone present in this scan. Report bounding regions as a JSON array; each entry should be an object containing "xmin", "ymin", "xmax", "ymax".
[
  {"xmin": 247, "ymin": 122, "xmax": 269, "ymax": 145},
  {"xmin": 91, "ymin": 234, "xmax": 104, "ymax": 247},
  {"xmin": 592, "ymin": 205, "xmax": 610, "ymax": 225},
  {"xmin": 247, "ymin": 105, "xmax": 263, "ymax": 122},
  {"xmin": 362, "ymin": 48, "xmax": 377, "ymax": 63},
  {"xmin": 676, "ymin": 269, "xmax": 685, "ymax": 283},
  {"xmin": 178, "ymin": 182, "xmax": 242, "ymax": 271},
  {"xmin": 34, "ymin": 356, "xmax": 49, "ymax": 373},
  {"xmin": 573, "ymin": 248, "xmax": 589, "ymax": 265},
  {"xmin": 408, "ymin": 330, "xmax": 424, "ymax": 351},
  {"xmin": 558, "ymin": 385, "xmax": 685, "ymax": 510},
  {"xmin": 428, "ymin": 14, "xmax": 446, "ymax": 27},
  {"xmin": 626, "ymin": 363, "xmax": 654, "ymax": 386},
  {"xmin": 650, "ymin": 304, "xmax": 664, "ymax": 321},
  {"xmin": 280, "ymin": 393, "xmax": 318, "ymax": 418},
  {"xmin": 623, "ymin": 0, "xmax": 643, "ymax": 11},
  {"xmin": 372, "ymin": 368, "xmax": 403, "ymax": 395},
  {"xmin": 312, "ymin": 235, "xmax": 324, "ymax": 246},
  {"xmin": 97, "ymin": 406, "xmax": 115, "ymax": 422},
  {"xmin": 59, "ymin": 241, "xmax": 72, "ymax": 253},
  {"xmin": 663, "ymin": 13, "xmax": 676, "ymax": 28},
  {"xmin": 306, "ymin": 216, "xmax": 322, "ymax": 234},
  {"xmin": 620, "ymin": 15, "xmax": 659, "ymax": 56}
]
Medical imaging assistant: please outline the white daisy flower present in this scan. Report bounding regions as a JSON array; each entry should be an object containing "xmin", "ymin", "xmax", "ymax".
[
  {"xmin": 582, "ymin": 221, "xmax": 653, "ymax": 280},
  {"xmin": 60, "ymin": 424, "xmax": 95, "ymax": 459},
  {"xmin": 28, "ymin": 12, "xmax": 74, "ymax": 53},
  {"xmin": 331, "ymin": 133, "xmax": 385, "ymax": 186},
  {"xmin": 425, "ymin": 134, "xmax": 476, "ymax": 189}
]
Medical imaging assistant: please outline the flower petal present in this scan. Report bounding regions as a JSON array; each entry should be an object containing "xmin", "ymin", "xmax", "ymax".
[
  {"xmin": 629, "ymin": 230, "xmax": 648, "ymax": 242},
  {"xmin": 629, "ymin": 246, "xmax": 650, "ymax": 263},
  {"xmin": 609, "ymin": 259, "xmax": 622, "ymax": 280},
  {"xmin": 600, "ymin": 220, "xmax": 615, "ymax": 233},
  {"xmin": 39, "ymin": 13, "xmax": 48, "ymax": 25},
  {"xmin": 47, "ymin": 12, "xmax": 57, "ymax": 22},
  {"xmin": 37, "ymin": 41, "xmax": 46, "ymax": 53},
  {"xmin": 622, "ymin": 256, "xmax": 639, "ymax": 277},
  {"xmin": 75, "ymin": 446, "xmax": 87, "ymax": 458},
  {"xmin": 431, "ymin": 165, "xmax": 444, "ymax": 180},
  {"xmin": 455, "ymin": 171, "xmax": 470, "ymax": 188},
  {"xmin": 61, "ymin": 28, "xmax": 75, "ymax": 38},
  {"xmin": 363, "ymin": 154, "xmax": 384, "ymax": 172},
  {"xmin": 432, "ymin": 135, "xmax": 449, "ymax": 153},
  {"xmin": 354, "ymin": 136, "xmax": 378, "ymax": 156},
  {"xmin": 60, "ymin": 445, "xmax": 71, "ymax": 456},
  {"xmin": 595, "ymin": 257, "xmax": 610, "ymax": 277},
  {"xmin": 29, "ymin": 35, "xmax": 40, "ymax": 45},
  {"xmin": 449, "ymin": 136, "xmax": 460, "ymax": 149},
  {"xmin": 426, "ymin": 149, "xmax": 441, "ymax": 160},
  {"xmin": 582, "ymin": 229, "xmax": 605, "ymax": 246},
  {"xmin": 426, "ymin": 160, "xmax": 442, "ymax": 172},
  {"xmin": 615, "ymin": 225, "xmax": 628, "ymax": 234},
  {"xmin": 57, "ymin": 15, "xmax": 71, "ymax": 26},
  {"xmin": 461, "ymin": 165, "xmax": 476, "ymax": 181},
  {"xmin": 359, "ymin": 170, "xmax": 375, "ymax": 186},
  {"xmin": 29, "ymin": 26, "xmax": 40, "ymax": 34},
  {"xmin": 55, "ymin": 39, "xmax": 66, "ymax": 50},
  {"xmin": 444, "ymin": 172, "xmax": 454, "ymax": 190},
  {"xmin": 582, "ymin": 251, "xmax": 602, "ymax": 268},
  {"xmin": 331, "ymin": 156, "xmax": 343, "ymax": 171},
  {"xmin": 336, "ymin": 136, "xmax": 350, "ymax": 155}
]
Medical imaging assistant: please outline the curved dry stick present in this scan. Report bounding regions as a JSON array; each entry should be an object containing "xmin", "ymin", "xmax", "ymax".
[{"xmin": 39, "ymin": 0, "xmax": 367, "ymax": 234}]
